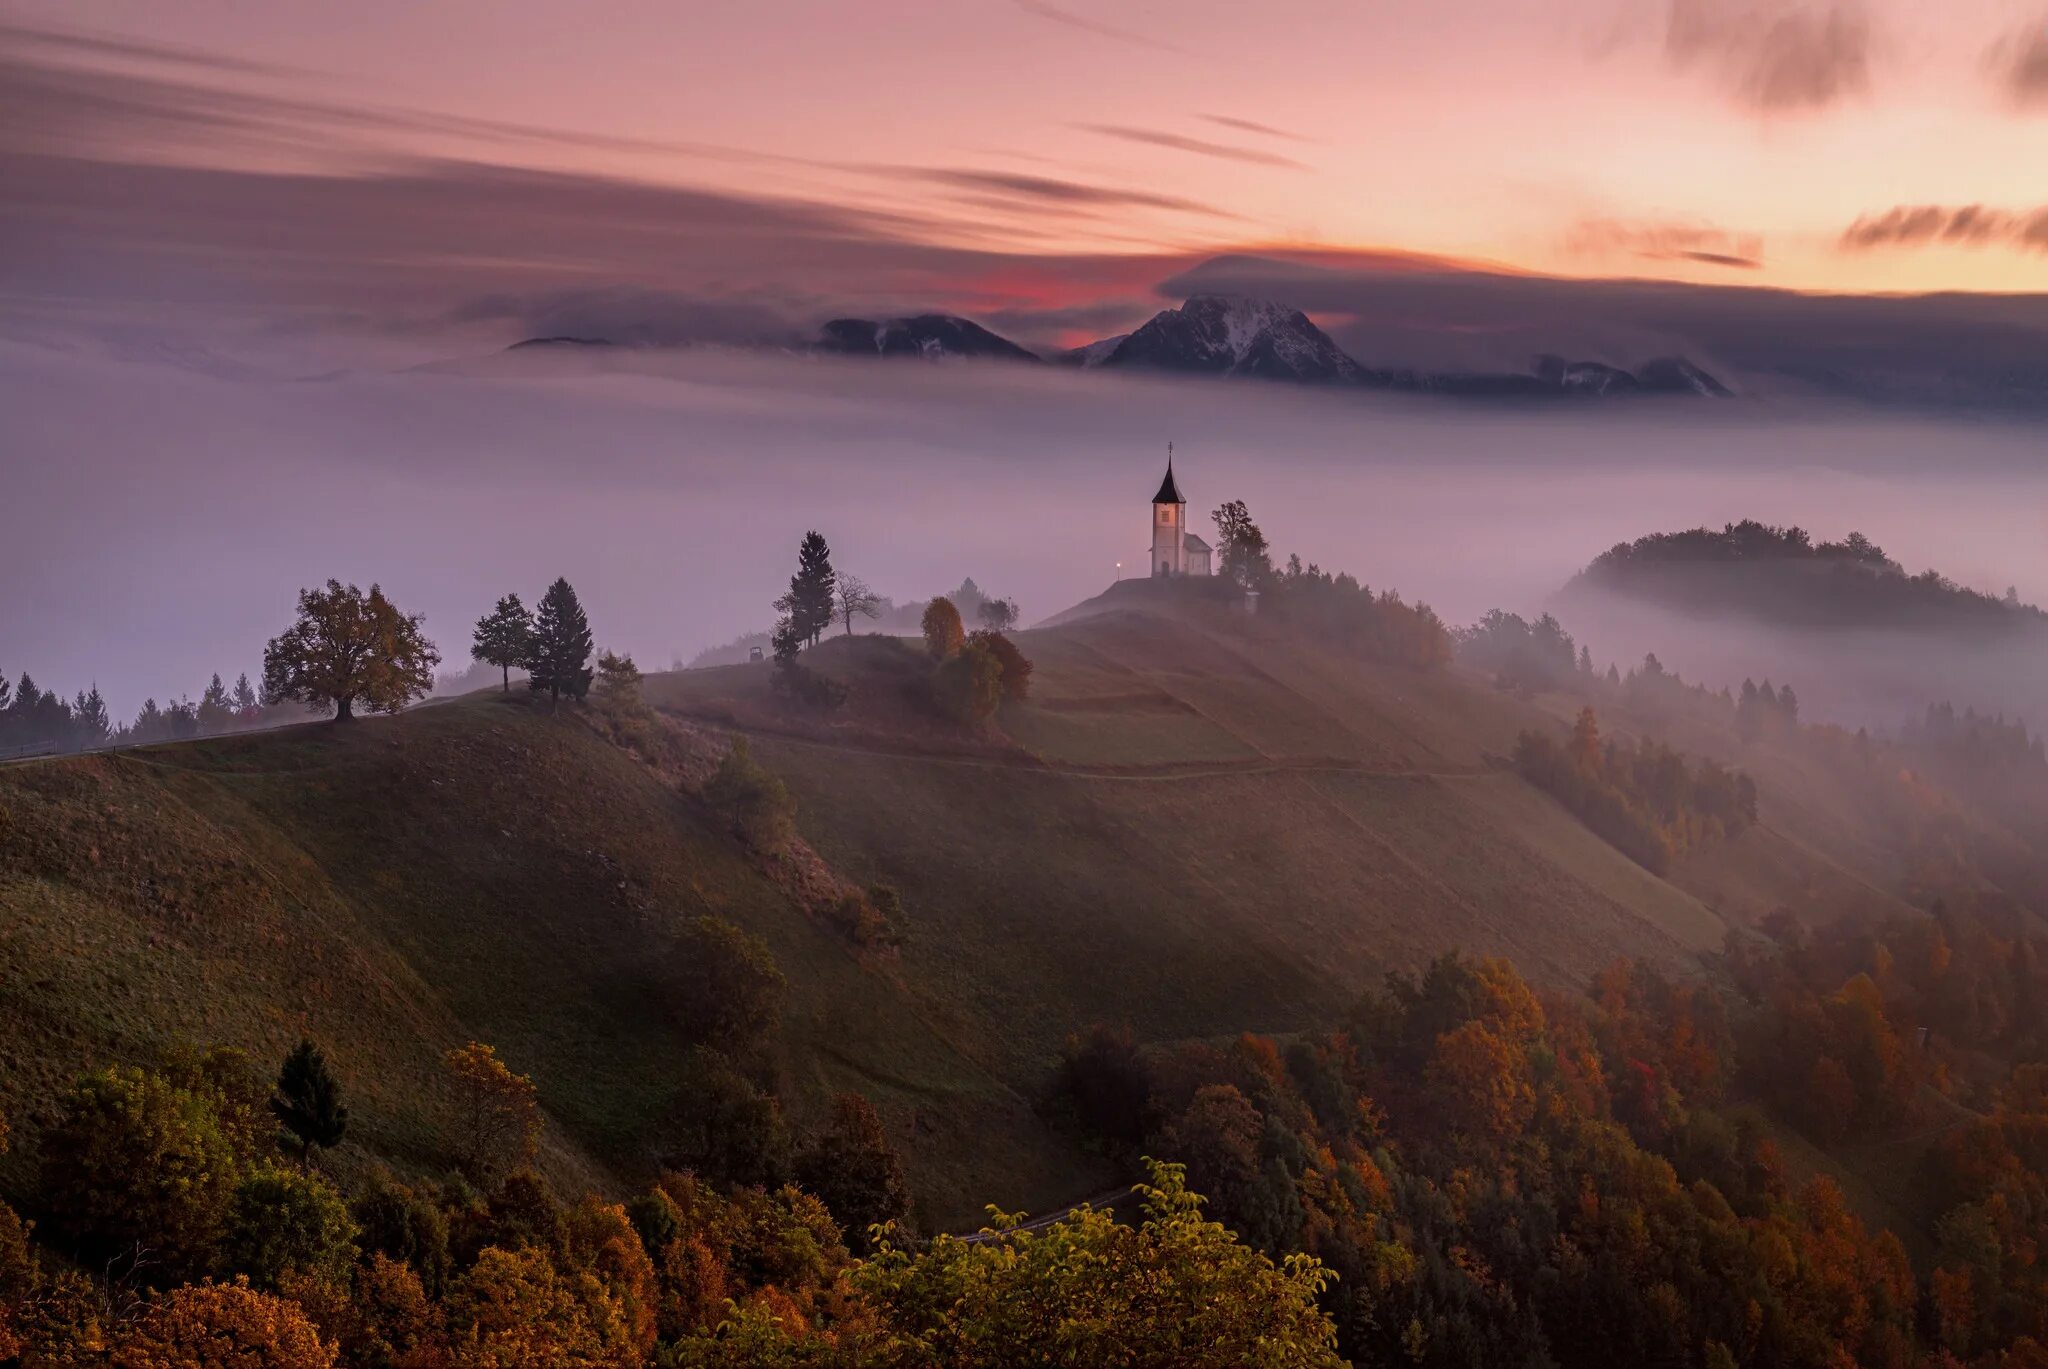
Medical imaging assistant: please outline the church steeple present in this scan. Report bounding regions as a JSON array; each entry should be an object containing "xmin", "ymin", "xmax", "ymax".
[
  {"xmin": 1150, "ymin": 442, "xmax": 1187, "ymax": 576},
  {"xmin": 1152, "ymin": 442, "xmax": 1185, "ymax": 506}
]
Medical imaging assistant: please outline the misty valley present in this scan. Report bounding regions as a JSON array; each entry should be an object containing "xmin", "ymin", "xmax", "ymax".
[{"xmin": 9, "ymin": 4, "xmax": 2048, "ymax": 1364}]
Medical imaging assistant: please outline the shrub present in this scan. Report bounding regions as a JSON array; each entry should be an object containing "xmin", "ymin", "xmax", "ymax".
[
  {"xmin": 934, "ymin": 637, "xmax": 1003, "ymax": 726},
  {"xmin": 967, "ymin": 629, "xmax": 1032, "ymax": 701},
  {"xmin": 665, "ymin": 916, "xmax": 787, "ymax": 1057},
  {"xmin": 703, "ymin": 737, "xmax": 796, "ymax": 852},
  {"xmin": 825, "ymin": 885, "xmax": 907, "ymax": 949}
]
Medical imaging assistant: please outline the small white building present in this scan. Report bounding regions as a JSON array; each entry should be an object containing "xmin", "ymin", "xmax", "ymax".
[{"xmin": 1146, "ymin": 457, "xmax": 1212, "ymax": 577}]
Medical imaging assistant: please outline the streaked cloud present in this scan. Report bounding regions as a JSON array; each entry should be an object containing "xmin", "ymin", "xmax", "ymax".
[
  {"xmin": 1076, "ymin": 123, "xmax": 1307, "ymax": 168},
  {"xmin": 899, "ymin": 167, "xmax": 1238, "ymax": 218},
  {"xmin": 1663, "ymin": 0, "xmax": 1872, "ymax": 113},
  {"xmin": 1840, "ymin": 204, "xmax": 2048, "ymax": 253},
  {"xmin": 1011, "ymin": 0, "xmax": 1183, "ymax": 53},
  {"xmin": 1200, "ymin": 113, "xmax": 1309, "ymax": 142},
  {"xmin": 1566, "ymin": 216, "xmax": 1765, "ymax": 269}
]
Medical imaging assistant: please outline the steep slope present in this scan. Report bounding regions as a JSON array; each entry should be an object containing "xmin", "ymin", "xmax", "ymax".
[{"xmin": 0, "ymin": 696, "xmax": 1091, "ymax": 1227}]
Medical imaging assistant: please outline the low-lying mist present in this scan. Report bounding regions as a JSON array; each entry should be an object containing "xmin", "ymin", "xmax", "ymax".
[{"xmin": 4, "ymin": 335, "xmax": 2045, "ymax": 729}]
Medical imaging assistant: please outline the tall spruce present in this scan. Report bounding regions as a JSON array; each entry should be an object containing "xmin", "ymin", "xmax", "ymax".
[
  {"xmin": 781, "ymin": 531, "xmax": 837, "ymax": 649},
  {"xmin": 270, "ymin": 1039, "xmax": 348, "ymax": 1169},
  {"xmin": 73, "ymin": 686, "xmax": 111, "ymax": 746},
  {"xmin": 527, "ymin": 578, "xmax": 594, "ymax": 705},
  {"xmin": 471, "ymin": 593, "xmax": 535, "ymax": 692}
]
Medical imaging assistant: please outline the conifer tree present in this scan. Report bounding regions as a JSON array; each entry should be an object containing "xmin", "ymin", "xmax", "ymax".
[
  {"xmin": 199, "ymin": 673, "xmax": 234, "ymax": 731},
  {"xmin": 527, "ymin": 578, "xmax": 594, "ymax": 705},
  {"xmin": 270, "ymin": 1040, "xmax": 348, "ymax": 1170},
  {"xmin": 73, "ymin": 686, "xmax": 111, "ymax": 747},
  {"xmin": 232, "ymin": 673, "xmax": 259, "ymax": 718},
  {"xmin": 778, "ymin": 532, "xmax": 837, "ymax": 649},
  {"xmin": 472, "ymin": 593, "xmax": 536, "ymax": 692}
]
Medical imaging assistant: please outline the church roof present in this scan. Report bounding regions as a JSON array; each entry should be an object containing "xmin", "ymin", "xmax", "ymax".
[
  {"xmin": 1182, "ymin": 533, "xmax": 1212, "ymax": 552},
  {"xmin": 1152, "ymin": 463, "xmax": 1185, "ymax": 505}
]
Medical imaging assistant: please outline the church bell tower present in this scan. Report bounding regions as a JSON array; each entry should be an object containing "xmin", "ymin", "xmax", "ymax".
[{"xmin": 1151, "ymin": 445, "xmax": 1186, "ymax": 576}]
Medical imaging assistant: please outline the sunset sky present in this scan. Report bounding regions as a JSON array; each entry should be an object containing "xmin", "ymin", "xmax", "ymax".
[{"xmin": 5, "ymin": 0, "xmax": 2048, "ymax": 349}]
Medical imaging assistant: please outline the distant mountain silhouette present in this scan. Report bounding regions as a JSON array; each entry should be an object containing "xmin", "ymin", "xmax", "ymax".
[
  {"xmin": 815, "ymin": 314, "xmax": 1040, "ymax": 361},
  {"xmin": 508, "ymin": 296, "xmax": 1730, "ymax": 400}
]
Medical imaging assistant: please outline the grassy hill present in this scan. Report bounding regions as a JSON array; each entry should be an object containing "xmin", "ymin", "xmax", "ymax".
[
  {"xmin": 0, "ymin": 582, "xmax": 1948, "ymax": 1229},
  {"xmin": 0, "ymin": 694, "xmax": 1089, "ymax": 1229}
]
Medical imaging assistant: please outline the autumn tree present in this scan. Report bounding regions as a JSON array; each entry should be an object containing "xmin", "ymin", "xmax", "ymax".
[
  {"xmin": 111, "ymin": 1278, "xmax": 338, "ymax": 1368},
  {"xmin": 471, "ymin": 593, "xmax": 534, "ymax": 691},
  {"xmin": 934, "ymin": 634, "xmax": 1004, "ymax": 725},
  {"xmin": 270, "ymin": 1040, "xmax": 348, "ymax": 1170},
  {"xmin": 968, "ymin": 628, "xmax": 1033, "ymax": 701},
  {"xmin": 776, "ymin": 531, "xmax": 837, "ymax": 649},
  {"xmin": 444, "ymin": 1043, "xmax": 542, "ymax": 1179},
  {"xmin": 795, "ymin": 1093, "xmax": 911, "ymax": 1253},
  {"xmin": 42, "ymin": 1064, "xmax": 245, "ymax": 1282},
  {"xmin": 261, "ymin": 580, "xmax": 439, "ymax": 721},
  {"xmin": 224, "ymin": 1167, "xmax": 359, "ymax": 1290},
  {"xmin": 920, "ymin": 596, "xmax": 964, "ymax": 658},
  {"xmin": 527, "ymin": 578, "xmax": 594, "ymax": 704},
  {"xmin": 840, "ymin": 1159, "xmax": 1341, "ymax": 1366},
  {"xmin": 836, "ymin": 573, "xmax": 883, "ymax": 635}
]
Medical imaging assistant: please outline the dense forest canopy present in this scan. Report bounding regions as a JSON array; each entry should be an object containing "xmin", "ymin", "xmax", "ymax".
[{"xmin": 1572, "ymin": 521, "xmax": 2046, "ymax": 634}]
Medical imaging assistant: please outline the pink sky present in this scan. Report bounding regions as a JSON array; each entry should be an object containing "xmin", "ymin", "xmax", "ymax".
[{"xmin": 6, "ymin": 0, "xmax": 2048, "ymax": 296}]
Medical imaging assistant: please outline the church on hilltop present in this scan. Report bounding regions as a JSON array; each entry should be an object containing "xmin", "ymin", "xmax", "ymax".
[{"xmin": 1146, "ymin": 452, "xmax": 1212, "ymax": 577}]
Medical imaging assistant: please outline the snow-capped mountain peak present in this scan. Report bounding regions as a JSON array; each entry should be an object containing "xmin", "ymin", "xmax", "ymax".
[{"xmin": 1098, "ymin": 295, "xmax": 1364, "ymax": 384}]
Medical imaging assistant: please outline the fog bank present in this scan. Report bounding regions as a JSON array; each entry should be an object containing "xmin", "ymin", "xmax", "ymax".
[{"xmin": 3, "ymin": 338, "xmax": 2044, "ymax": 723}]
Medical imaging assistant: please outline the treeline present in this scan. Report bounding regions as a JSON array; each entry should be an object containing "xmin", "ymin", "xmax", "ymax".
[
  {"xmin": 1575, "ymin": 520, "xmax": 2045, "ymax": 634},
  {"xmin": 1515, "ymin": 707, "xmax": 1757, "ymax": 872},
  {"xmin": 1204, "ymin": 499, "xmax": 1454, "ymax": 670},
  {"xmin": 1455, "ymin": 608, "xmax": 1583, "ymax": 694},
  {"xmin": 0, "ymin": 665, "xmax": 310, "ymax": 759},
  {"xmin": 1058, "ymin": 912, "xmax": 2048, "ymax": 1368},
  {"xmin": 0, "ymin": 1047, "xmax": 1339, "ymax": 1365}
]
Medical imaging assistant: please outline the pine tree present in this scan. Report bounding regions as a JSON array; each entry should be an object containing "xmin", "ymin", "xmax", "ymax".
[
  {"xmin": 199, "ymin": 673, "xmax": 234, "ymax": 732},
  {"xmin": 270, "ymin": 1040, "xmax": 348, "ymax": 1170},
  {"xmin": 73, "ymin": 686, "xmax": 112, "ymax": 747},
  {"xmin": 232, "ymin": 673, "xmax": 259, "ymax": 718},
  {"xmin": 472, "ymin": 593, "xmax": 535, "ymax": 692},
  {"xmin": 780, "ymin": 532, "xmax": 837, "ymax": 649},
  {"xmin": 527, "ymin": 578, "xmax": 594, "ymax": 705}
]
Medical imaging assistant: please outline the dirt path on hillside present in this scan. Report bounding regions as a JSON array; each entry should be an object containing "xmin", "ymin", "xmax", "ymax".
[{"xmin": 660, "ymin": 709, "xmax": 1495, "ymax": 785}]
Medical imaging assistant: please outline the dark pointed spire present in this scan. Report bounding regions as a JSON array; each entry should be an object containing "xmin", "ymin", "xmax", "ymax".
[{"xmin": 1152, "ymin": 442, "xmax": 1184, "ymax": 505}]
